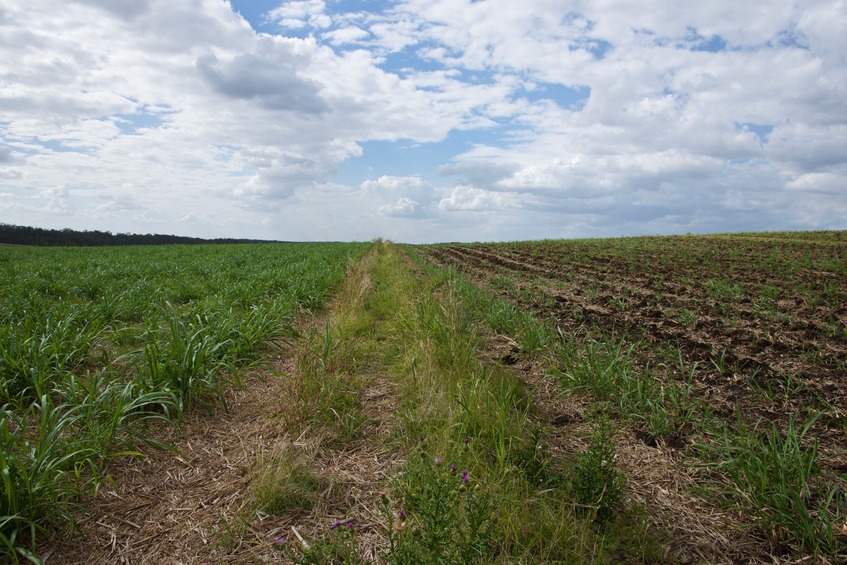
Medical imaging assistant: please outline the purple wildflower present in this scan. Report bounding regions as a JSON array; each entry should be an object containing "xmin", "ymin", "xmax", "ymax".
[
  {"xmin": 346, "ymin": 521, "xmax": 354, "ymax": 528},
  {"xmin": 463, "ymin": 437, "xmax": 470, "ymax": 445},
  {"xmin": 434, "ymin": 456, "xmax": 441, "ymax": 463},
  {"xmin": 275, "ymin": 536, "xmax": 286, "ymax": 544},
  {"xmin": 331, "ymin": 520, "xmax": 343, "ymax": 529},
  {"xmin": 450, "ymin": 464, "xmax": 457, "ymax": 473},
  {"xmin": 398, "ymin": 509, "xmax": 406, "ymax": 520},
  {"xmin": 461, "ymin": 470, "xmax": 470, "ymax": 483}
]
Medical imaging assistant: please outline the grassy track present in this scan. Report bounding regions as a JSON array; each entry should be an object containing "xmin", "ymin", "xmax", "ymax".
[{"xmin": 273, "ymin": 241, "xmax": 665, "ymax": 563}]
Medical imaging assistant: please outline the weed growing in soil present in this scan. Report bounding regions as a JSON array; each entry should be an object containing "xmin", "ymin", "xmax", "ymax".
[
  {"xmin": 699, "ymin": 414, "xmax": 846, "ymax": 557},
  {"xmin": 293, "ymin": 322, "xmax": 365, "ymax": 444},
  {"xmin": 570, "ymin": 416, "xmax": 625, "ymax": 521},
  {"xmin": 388, "ymin": 447, "xmax": 495, "ymax": 564}
]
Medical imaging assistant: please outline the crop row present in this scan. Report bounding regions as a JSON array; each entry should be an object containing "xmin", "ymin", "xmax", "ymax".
[{"xmin": 0, "ymin": 242, "xmax": 370, "ymax": 561}]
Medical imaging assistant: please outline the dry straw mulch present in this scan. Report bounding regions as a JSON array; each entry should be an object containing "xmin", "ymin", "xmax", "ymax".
[
  {"xmin": 42, "ymin": 347, "xmax": 301, "ymax": 563},
  {"xmin": 41, "ymin": 324, "xmax": 402, "ymax": 564}
]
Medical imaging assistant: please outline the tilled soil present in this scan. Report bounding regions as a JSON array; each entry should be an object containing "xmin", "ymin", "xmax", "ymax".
[{"xmin": 420, "ymin": 234, "xmax": 847, "ymax": 476}]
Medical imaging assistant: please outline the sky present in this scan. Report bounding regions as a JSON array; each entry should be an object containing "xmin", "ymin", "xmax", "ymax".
[{"xmin": 1, "ymin": 0, "xmax": 845, "ymax": 243}]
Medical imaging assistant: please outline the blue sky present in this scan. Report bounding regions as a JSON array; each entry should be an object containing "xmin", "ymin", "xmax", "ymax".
[{"xmin": 0, "ymin": 0, "xmax": 845, "ymax": 242}]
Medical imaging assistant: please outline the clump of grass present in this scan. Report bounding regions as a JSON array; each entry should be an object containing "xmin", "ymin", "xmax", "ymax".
[
  {"xmin": 514, "ymin": 311, "xmax": 553, "ymax": 354},
  {"xmin": 138, "ymin": 309, "xmax": 236, "ymax": 418},
  {"xmin": 250, "ymin": 444, "xmax": 324, "ymax": 516},
  {"xmin": 705, "ymin": 278, "xmax": 743, "ymax": 301},
  {"xmin": 700, "ymin": 414, "xmax": 846, "ymax": 557},
  {"xmin": 293, "ymin": 322, "xmax": 365, "ymax": 443}
]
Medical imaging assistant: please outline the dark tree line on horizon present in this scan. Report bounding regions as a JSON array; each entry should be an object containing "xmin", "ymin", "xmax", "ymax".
[{"xmin": 0, "ymin": 223, "xmax": 280, "ymax": 247}]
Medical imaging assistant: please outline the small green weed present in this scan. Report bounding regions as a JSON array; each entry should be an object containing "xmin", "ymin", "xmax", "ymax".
[
  {"xmin": 570, "ymin": 417, "xmax": 625, "ymax": 521},
  {"xmin": 701, "ymin": 414, "xmax": 846, "ymax": 556},
  {"xmin": 389, "ymin": 446, "xmax": 496, "ymax": 564},
  {"xmin": 294, "ymin": 323, "xmax": 365, "ymax": 442},
  {"xmin": 705, "ymin": 278, "xmax": 743, "ymax": 301},
  {"xmin": 678, "ymin": 307, "xmax": 699, "ymax": 326}
]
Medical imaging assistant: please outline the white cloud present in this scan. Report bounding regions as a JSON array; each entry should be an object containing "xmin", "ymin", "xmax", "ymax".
[
  {"xmin": 267, "ymin": 0, "xmax": 331, "ymax": 30},
  {"xmin": 361, "ymin": 175, "xmax": 437, "ymax": 218},
  {"xmin": 0, "ymin": 0, "xmax": 844, "ymax": 241},
  {"xmin": 438, "ymin": 185, "xmax": 522, "ymax": 212},
  {"xmin": 379, "ymin": 197, "xmax": 421, "ymax": 217},
  {"xmin": 325, "ymin": 26, "xmax": 369, "ymax": 46}
]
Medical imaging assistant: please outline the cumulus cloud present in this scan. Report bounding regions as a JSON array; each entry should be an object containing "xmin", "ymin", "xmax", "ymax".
[
  {"xmin": 379, "ymin": 197, "xmax": 422, "ymax": 217},
  {"xmin": 438, "ymin": 186, "xmax": 522, "ymax": 212},
  {"xmin": 362, "ymin": 175, "xmax": 436, "ymax": 218},
  {"xmin": 0, "ymin": 0, "xmax": 844, "ymax": 241},
  {"xmin": 196, "ymin": 38, "xmax": 328, "ymax": 113},
  {"xmin": 267, "ymin": 0, "xmax": 331, "ymax": 30}
]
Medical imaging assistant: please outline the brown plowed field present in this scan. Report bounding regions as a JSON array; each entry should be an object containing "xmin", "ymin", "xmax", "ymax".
[{"xmin": 420, "ymin": 232, "xmax": 847, "ymax": 470}]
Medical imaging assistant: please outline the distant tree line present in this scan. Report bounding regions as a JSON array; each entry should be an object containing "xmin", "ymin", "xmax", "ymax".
[{"xmin": 0, "ymin": 223, "xmax": 280, "ymax": 246}]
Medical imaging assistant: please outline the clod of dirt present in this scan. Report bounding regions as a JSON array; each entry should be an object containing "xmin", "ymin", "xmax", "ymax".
[{"xmin": 551, "ymin": 409, "xmax": 584, "ymax": 426}]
